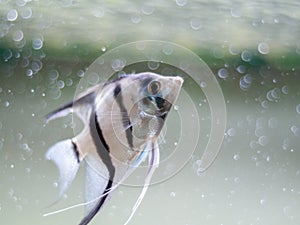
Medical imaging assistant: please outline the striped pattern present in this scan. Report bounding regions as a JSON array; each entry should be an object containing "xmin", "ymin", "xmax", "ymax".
[{"xmin": 45, "ymin": 72, "xmax": 183, "ymax": 225}]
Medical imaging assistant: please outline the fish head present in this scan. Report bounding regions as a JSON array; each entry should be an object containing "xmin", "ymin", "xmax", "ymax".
[{"xmin": 119, "ymin": 72, "xmax": 183, "ymax": 144}]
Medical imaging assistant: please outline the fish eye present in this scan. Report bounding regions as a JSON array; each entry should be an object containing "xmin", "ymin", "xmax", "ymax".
[{"xmin": 147, "ymin": 80, "xmax": 161, "ymax": 95}]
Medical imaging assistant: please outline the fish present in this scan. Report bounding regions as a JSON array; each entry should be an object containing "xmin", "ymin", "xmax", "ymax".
[{"xmin": 45, "ymin": 72, "xmax": 183, "ymax": 225}]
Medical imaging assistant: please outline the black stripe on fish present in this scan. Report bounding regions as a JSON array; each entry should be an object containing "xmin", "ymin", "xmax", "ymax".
[
  {"xmin": 71, "ymin": 140, "xmax": 80, "ymax": 163},
  {"xmin": 81, "ymin": 111, "xmax": 116, "ymax": 225},
  {"xmin": 79, "ymin": 180, "xmax": 113, "ymax": 225},
  {"xmin": 113, "ymin": 84, "xmax": 134, "ymax": 149}
]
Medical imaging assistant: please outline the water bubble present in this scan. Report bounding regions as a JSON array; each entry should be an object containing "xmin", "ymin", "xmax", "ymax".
[
  {"xmin": 77, "ymin": 70, "xmax": 85, "ymax": 78},
  {"xmin": 200, "ymin": 82, "xmax": 206, "ymax": 88},
  {"xmin": 20, "ymin": 7, "xmax": 32, "ymax": 19},
  {"xmin": 190, "ymin": 18, "xmax": 202, "ymax": 30},
  {"xmin": 239, "ymin": 74, "xmax": 252, "ymax": 90},
  {"xmin": 130, "ymin": 14, "xmax": 141, "ymax": 24},
  {"xmin": 111, "ymin": 59, "xmax": 125, "ymax": 71},
  {"xmin": 141, "ymin": 5, "xmax": 154, "ymax": 15},
  {"xmin": 32, "ymin": 38, "xmax": 43, "ymax": 50},
  {"xmin": 258, "ymin": 42, "xmax": 270, "ymax": 54},
  {"xmin": 101, "ymin": 46, "xmax": 106, "ymax": 52},
  {"xmin": 174, "ymin": 105, "xmax": 179, "ymax": 111},
  {"xmin": 3, "ymin": 49, "xmax": 13, "ymax": 61},
  {"xmin": 65, "ymin": 78, "xmax": 73, "ymax": 87},
  {"xmin": 26, "ymin": 69, "xmax": 33, "ymax": 77},
  {"xmin": 162, "ymin": 45, "xmax": 173, "ymax": 55},
  {"xmin": 296, "ymin": 104, "xmax": 300, "ymax": 114},
  {"xmin": 233, "ymin": 154, "xmax": 239, "ymax": 161},
  {"xmin": 7, "ymin": 9, "xmax": 18, "ymax": 21},
  {"xmin": 4, "ymin": 101, "xmax": 10, "ymax": 107},
  {"xmin": 170, "ymin": 192, "xmax": 176, "ymax": 197},
  {"xmin": 229, "ymin": 44, "xmax": 240, "ymax": 55},
  {"xmin": 218, "ymin": 68, "xmax": 228, "ymax": 79},
  {"xmin": 31, "ymin": 60, "xmax": 43, "ymax": 72},
  {"xmin": 175, "ymin": 0, "xmax": 187, "ymax": 7},
  {"xmin": 281, "ymin": 85, "xmax": 289, "ymax": 94},
  {"xmin": 260, "ymin": 198, "xmax": 266, "ymax": 205},
  {"xmin": 87, "ymin": 72, "xmax": 100, "ymax": 85},
  {"xmin": 49, "ymin": 88, "xmax": 62, "ymax": 100},
  {"xmin": 258, "ymin": 136, "xmax": 269, "ymax": 146},
  {"xmin": 57, "ymin": 80, "xmax": 65, "ymax": 89},
  {"xmin": 49, "ymin": 70, "xmax": 59, "ymax": 80},
  {"xmin": 290, "ymin": 125, "xmax": 299, "ymax": 136},
  {"xmin": 147, "ymin": 61, "xmax": 160, "ymax": 70},
  {"xmin": 241, "ymin": 50, "xmax": 252, "ymax": 62},
  {"xmin": 227, "ymin": 128, "xmax": 236, "ymax": 137},
  {"xmin": 12, "ymin": 30, "xmax": 24, "ymax": 42}
]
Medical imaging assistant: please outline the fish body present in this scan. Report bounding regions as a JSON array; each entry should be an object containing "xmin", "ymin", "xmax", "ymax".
[{"xmin": 46, "ymin": 72, "xmax": 183, "ymax": 224}]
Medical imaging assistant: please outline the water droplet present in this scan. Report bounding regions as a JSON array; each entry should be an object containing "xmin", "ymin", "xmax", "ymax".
[
  {"xmin": 7, "ymin": 9, "xmax": 18, "ymax": 21},
  {"xmin": 258, "ymin": 42, "xmax": 270, "ymax": 54},
  {"xmin": 12, "ymin": 30, "xmax": 24, "ymax": 42},
  {"xmin": 296, "ymin": 104, "xmax": 300, "ymax": 114},
  {"xmin": 200, "ymin": 82, "xmax": 206, "ymax": 88},
  {"xmin": 170, "ymin": 192, "xmax": 176, "ymax": 197},
  {"xmin": 218, "ymin": 68, "xmax": 228, "ymax": 79},
  {"xmin": 101, "ymin": 46, "xmax": 106, "ymax": 52}
]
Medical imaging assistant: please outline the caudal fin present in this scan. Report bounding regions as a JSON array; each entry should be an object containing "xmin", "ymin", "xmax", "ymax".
[{"xmin": 46, "ymin": 139, "xmax": 81, "ymax": 199}]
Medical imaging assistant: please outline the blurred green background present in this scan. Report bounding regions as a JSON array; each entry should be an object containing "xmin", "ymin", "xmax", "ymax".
[{"xmin": 0, "ymin": 0, "xmax": 300, "ymax": 225}]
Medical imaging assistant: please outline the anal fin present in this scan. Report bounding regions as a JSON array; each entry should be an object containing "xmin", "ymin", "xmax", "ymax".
[
  {"xmin": 46, "ymin": 139, "xmax": 81, "ymax": 198},
  {"xmin": 79, "ymin": 155, "xmax": 112, "ymax": 225}
]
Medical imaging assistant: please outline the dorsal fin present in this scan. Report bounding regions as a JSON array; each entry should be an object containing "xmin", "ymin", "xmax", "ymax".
[{"xmin": 45, "ymin": 84, "xmax": 103, "ymax": 123}]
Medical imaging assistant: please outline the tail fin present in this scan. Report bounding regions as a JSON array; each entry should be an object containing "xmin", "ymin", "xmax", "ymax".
[{"xmin": 46, "ymin": 139, "xmax": 81, "ymax": 198}]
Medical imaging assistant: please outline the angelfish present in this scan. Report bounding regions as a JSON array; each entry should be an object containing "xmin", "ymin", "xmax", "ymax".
[{"xmin": 45, "ymin": 72, "xmax": 183, "ymax": 225}]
